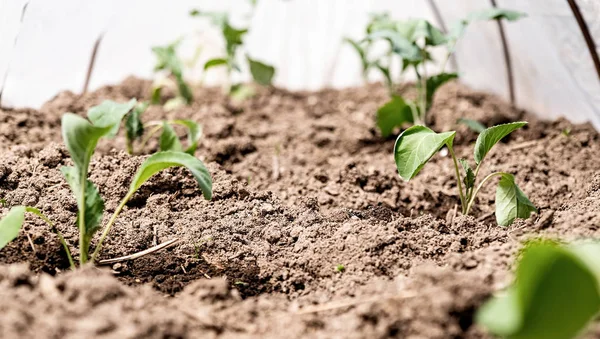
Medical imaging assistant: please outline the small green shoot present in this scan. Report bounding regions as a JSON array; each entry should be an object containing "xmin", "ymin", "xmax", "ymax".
[
  {"xmin": 335, "ymin": 264, "xmax": 345, "ymax": 273},
  {"xmin": 561, "ymin": 128, "xmax": 571, "ymax": 137},
  {"xmin": 88, "ymin": 100, "xmax": 202, "ymax": 155},
  {"xmin": 0, "ymin": 104, "xmax": 213, "ymax": 267},
  {"xmin": 151, "ymin": 40, "xmax": 194, "ymax": 106},
  {"xmin": 477, "ymin": 241, "xmax": 600, "ymax": 338},
  {"xmin": 357, "ymin": 9, "xmax": 525, "ymax": 136},
  {"xmin": 191, "ymin": 9, "xmax": 276, "ymax": 98},
  {"xmin": 394, "ymin": 122, "xmax": 535, "ymax": 226}
]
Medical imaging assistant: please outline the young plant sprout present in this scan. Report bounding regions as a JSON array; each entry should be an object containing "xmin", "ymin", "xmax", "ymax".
[
  {"xmin": 0, "ymin": 102, "xmax": 212, "ymax": 268},
  {"xmin": 151, "ymin": 40, "xmax": 194, "ymax": 107},
  {"xmin": 344, "ymin": 13, "xmax": 395, "ymax": 88},
  {"xmin": 88, "ymin": 99, "xmax": 202, "ymax": 155},
  {"xmin": 355, "ymin": 9, "xmax": 526, "ymax": 137},
  {"xmin": 477, "ymin": 240, "xmax": 600, "ymax": 338},
  {"xmin": 394, "ymin": 122, "xmax": 535, "ymax": 226},
  {"xmin": 190, "ymin": 9, "xmax": 275, "ymax": 100}
]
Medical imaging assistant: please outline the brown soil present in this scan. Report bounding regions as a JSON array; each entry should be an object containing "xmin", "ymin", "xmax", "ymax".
[{"xmin": 1, "ymin": 76, "xmax": 599, "ymax": 338}]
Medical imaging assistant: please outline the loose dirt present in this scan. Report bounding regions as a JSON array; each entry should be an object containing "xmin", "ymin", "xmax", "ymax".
[{"xmin": 1, "ymin": 77, "xmax": 599, "ymax": 338}]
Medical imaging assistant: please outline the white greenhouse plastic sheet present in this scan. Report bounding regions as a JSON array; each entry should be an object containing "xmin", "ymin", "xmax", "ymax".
[{"xmin": 0, "ymin": 0, "xmax": 599, "ymax": 129}]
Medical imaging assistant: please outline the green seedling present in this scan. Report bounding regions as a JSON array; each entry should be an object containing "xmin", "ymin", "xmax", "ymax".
[
  {"xmin": 190, "ymin": 9, "xmax": 276, "ymax": 99},
  {"xmin": 335, "ymin": 264, "xmax": 345, "ymax": 273},
  {"xmin": 0, "ymin": 104, "xmax": 212, "ymax": 268},
  {"xmin": 360, "ymin": 9, "xmax": 525, "ymax": 137},
  {"xmin": 394, "ymin": 122, "xmax": 535, "ymax": 226},
  {"xmin": 151, "ymin": 39, "xmax": 194, "ymax": 106},
  {"xmin": 344, "ymin": 13, "xmax": 395, "ymax": 87},
  {"xmin": 477, "ymin": 240, "xmax": 600, "ymax": 339},
  {"xmin": 88, "ymin": 99, "xmax": 202, "ymax": 155}
]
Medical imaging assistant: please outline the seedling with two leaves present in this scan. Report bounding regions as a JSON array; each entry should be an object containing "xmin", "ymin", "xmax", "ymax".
[
  {"xmin": 394, "ymin": 122, "xmax": 535, "ymax": 226},
  {"xmin": 477, "ymin": 240, "xmax": 600, "ymax": 339},
  {"xmin": 151, "ymin": 39, "xmax": 194, "ymax": 108},
  {"xmin": 90, "ymin": 99, "xmax": 202, "ymax": 155},
  {"xmin": 190, "ymin": 9, "xmax": 275, "ymax": 101},
  {"xmin": 353, "ymin": 9, "xmax": 526, "ymax": 137},
  {"xmin": 0, "ymin": 102, "xmax": 212, "ymax": 268}
]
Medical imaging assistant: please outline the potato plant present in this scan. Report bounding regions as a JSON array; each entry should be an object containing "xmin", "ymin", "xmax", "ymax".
[
  {"xmin": 0, "ymin": 103, "xmax": 212, "ymax": 268},
  {"xmin": 89, "ymin": 99, "xmax": 202, "ymax": 155},
  {"xmin": 353, "ymin": 8, "xmax": 526, "ymax": 137},
  {"xmin": 477, "ymin": 240, "xmax": 600, "ymax": 338},
  {"xmin": 190, "ymin": 9, "xmax": 276, "ymax": 100},
  {"xmin": 394, "ymin": 122, "xmax": 535, "ymax": 226},
  {"xmin": 151, "ymin": 40, "xmax": 194, "ymax": 107}
]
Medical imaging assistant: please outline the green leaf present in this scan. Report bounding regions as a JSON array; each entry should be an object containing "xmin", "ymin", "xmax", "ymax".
[
  {"xmin": 230, "ymin": 84, "xmax": 256, "ymax": 101},
  {"xmin": 87, "ymin": 99, "xmax": 137, "ymax": 137},
  {"xmin": 152, "ymin": 42, "xmax": 183, "ymax": 77},
  {"xmin": 127, "ymin": 151, "xmax": 212, "ymax": 200},
  {"xmin": 126, "ymin": 102, "xmax": 147, "ymax": 152},
  {"xmin": 151, "ymin": 86, "xmax": 162, "ymax": 105},
  {"xmin": 175, "ymin": 76, "xmax": 193, "ymax": 104},
  {"xmin": 366, "ymin": 13, "xmax": 395, "ymax": 34},
  {"xmin": 394, "ymin": 125, "xmax": 456, "ymax": 181},
  {"xmin": 247, "ymin": 56, "xmax": 275, "ymax": 86},
  {"xmin": 457, "ymin": 118, "xmax": 486, "ymax": 133},
  {"xmin": 223, "ymin": 23, "xmax": 248, "ymax": 57},
  {"xmin": 344, "ymin": 38, "xmax": 366, "ymax": 62},
  {"xmin": 374, "ymin": 62, "xmax": 392, "ymax": 89},
  {"xmin": 477, "ymin": 287, "xmax": 522, "ymax": 336},
  {"xmin": 376, "ymin": 95, "xmax": 413, "ymax": 138},
  {"xmin": 447, "ymin": 19, "xmax": 469, "ymax": 45},
  {"xmin": 495, "ymin": 173, "xmax": 536, "ymax": 226},
  {"xmin": 344, "ymin": 38, "xmax": 371, "ymax": 74},
  {"xmin": 459, "ymin": 159, "xmax": 475, "ymax": 190},
  {"xmin": 159, "ymin": 122, "xmax": 183, "ymax": 152},
  {"xmin": 477, "ymin": 242, "xmax": 600, "ymax": 338},
  {"xmin": 474, "ymin": 122, "xmax": 527, "ymax": 164},
  {"xmin": 0, "ymin": 206, "xmax": 26, "ymax": 250},
  {"xmin": 171, "ymin": 120, "xmax": 202, "ymax": 155},
  {"xmin": 61, "ymin": 113, "xmax": 113, "ymax": 178},
  {"xmin": 0, "ymin": 206, "xmax": 54, "ymax": 250},
  {"xmin": 397, "ymin": 19, "xmax": 447, "ymax": 46},
  {"xmin": 204, "ymin": 58, "xmax": 228, "ymax": 71},
  {"xmin": 366, "ymin": 30, "xmax": 421, "ymax": 62},
  {"xmin": 425, "ymin": 73, "xmax": 458, "ymax": 110},
  {"xmin": 152, "ymin": 41, "xmax": 192, "ymax": 103},
  {"xmin": 468, "ymin": 8, "xmax": 527, "ymax": 22},
  {"xmin": 163, "ymin": 97, "xmax": 187, "ymax": 112}
]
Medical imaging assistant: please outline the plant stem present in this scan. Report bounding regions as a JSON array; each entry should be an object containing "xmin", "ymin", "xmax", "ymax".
[
  {"xmin": 126, "ymin": 139, "xmax": 134, "ymax": 155},
  {"xmin": 56, "ymin": 229, "xmax": 76, "ymax": 269},
  {"xmin": 78, "ymin": 192, "xmax": 87, "ymax": 265},
  {"xmin": 90, "ymin": 190, "xmax": 135, "ymax": 262},
  {"xmin": 408, "ymin": 101, "xmax": 421, "ymax": 125},
  {"xmin": 465, "ymin": 171, "xmax": 507, "ymax": 215},
  {"xmin": 447, "ymin": 145, "xmax": 466, "ymax": 213},
  {"xmin": 419, "ymin": 50, "xmax": 428, "ymax": 126},
  {"xmin": 137, "ymin": 124, "xmax": 163, "ymax": 154},
  {"xmin": 34, "ymin": 211, "xmax": 75, "ymax": 270}
]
